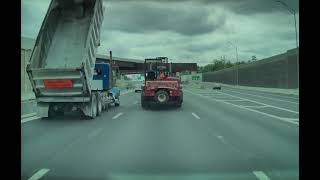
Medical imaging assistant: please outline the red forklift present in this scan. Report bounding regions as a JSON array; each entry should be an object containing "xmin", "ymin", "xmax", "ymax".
[{"xmin": 141, "ymin": 57, "xmax": 183, "ymax": 109}]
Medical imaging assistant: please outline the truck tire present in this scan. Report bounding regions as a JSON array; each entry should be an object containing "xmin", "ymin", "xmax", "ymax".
[
  {"xmin": 102, "ymin": 103, "xmax": 106, "ymax": 111},
  {"xmin": 115, "ymin": 97, "xmax": 120, "ymax": 107},
  {"xmin": 89, "ymin": 94, "xmax": 97, "ymax": 119},
  {"xmin": 155, "ymin": 90, "xmax": 169, "ymax": 104},
  {"xmin": 48, "ymin": 106, "xmax": 56, "ymax": 118},
  {"xmin": 96, "ymin": 94, "xmax": 102, "ymax": 116},
  {"xmin": 48, "ymin": 105, "xmax": 64, "ymax": 118}
]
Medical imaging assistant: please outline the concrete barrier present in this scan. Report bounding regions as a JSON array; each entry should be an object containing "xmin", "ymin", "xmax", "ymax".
[
  {"xmin": 188, "ymin": 81, "xmax": 298, "ymax": 96},
  {"xmin": 203, "ymin": 48, "xmax": 299, "ymax": 89}
]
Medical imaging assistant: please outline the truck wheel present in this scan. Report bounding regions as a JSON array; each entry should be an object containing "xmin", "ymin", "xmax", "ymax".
[
  {"xmin": 104, "ymin": 102, "xmax": 109, "ymax": 111},
  {"xmin": 102, "ymin": 103, "xmax": 106, "ymax": 111},
  {"xmin": 97, "ymin": 94, "xmax": 102, "ymax": 116},
  {"xmin": 48, "ymin": 105, "xmax": 64, "ymax": 118},
  {"xmin": 89, "ymin": 94, "xmax": 97, "ymax": 119},
  {"xmin": 115, "ymin": 97, "xmax": 120, "ymax": 107},
  {"xmin": 155, "ymin": 90, "xmax": 169, "ymax": 104}
]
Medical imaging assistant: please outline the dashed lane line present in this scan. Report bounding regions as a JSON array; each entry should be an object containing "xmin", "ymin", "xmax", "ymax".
[
  {"xmin": 28, "ymin": 168, "xmax": 50, "ymax": 180},
  {"xmin": 191, "ymin": 112, "xmax": 201, "ymax": 119},
  {"xmin": 253, "ymin": 171, "xmax": 271, "ymax": 180},
  {"xmin": 112, "ymin": 112, "xmax": 124, "ymax": 119}
]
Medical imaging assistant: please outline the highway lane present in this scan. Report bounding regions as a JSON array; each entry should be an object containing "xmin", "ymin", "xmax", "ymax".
[
  {"xmin": 21, "ymin": 88, "xmax": 299, "ymax": 180},
  {"xmin": 221, "ymin": 86, "xmax": 299, "ymax": 111},
  {"xmin": 187, "ymin": 86, "xmax": 299, "ymax": 121}
]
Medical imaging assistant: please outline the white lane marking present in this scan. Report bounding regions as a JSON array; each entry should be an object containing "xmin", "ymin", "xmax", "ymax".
[
  {"xmin": 253, "ymin": 171, "xmax": 271, "ymax": 180},
  {"xmin": 223, "ymin": 100, "xmax": 299, "ymax": 125},
  {"xmin": 224, "ymin": 88, "xmax": 299, "ymax": 100},
  {"xmin": 21, "ymin": 116, "xmax": 41, "ymax": 124},
  {"xmin": 88, "ymin": 127, "xmax": 104, "ymax": 139},
  {"xmin": 242, "ymin": 105, "xmax": 269, "ymax": 108},
  {"xmin": 112, "ymin": 112, "xmax": 124, "ymax": 119},
  {"xmin": 217, "ymin": 135, "xmax": 227, "ymax": 144},
  {"xmin": 28, "ymin": 168, "xmax": 50, "ymax": 180},
  {"xmin": 223, "ymin": 89, "xmax": 299, "ymax": 104},
  {"xmin": 185, "ymin": 90, "xmax": 299, "ymax": 126},
  {"xmin": 133, "ymin": 101, "xmax": 138, "ymax": 104},
  {"xmin": 218, "ymin": 99, "xmax": 246, "ymax": 102},
  {"xmin": 218, "ymin": 91, "xmax": 299, "ymax": 114},
  {"xmin": 191, "ymin": 112, "xmax": 200, "ymax": 119},
  {"xmin": 121, "ymin": 90, "xmax": 134, "ymax": 95}
]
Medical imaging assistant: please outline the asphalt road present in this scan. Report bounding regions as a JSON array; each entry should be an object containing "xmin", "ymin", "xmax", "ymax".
[{"xmin": 21, "ymin": 86, "xmax": 299, "ymax": 180}]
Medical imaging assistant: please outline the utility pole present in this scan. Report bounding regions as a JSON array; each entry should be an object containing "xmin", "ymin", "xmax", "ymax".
[{"xmin": 276, "ymin": 0, "xmax": 299, "ymax": 88}]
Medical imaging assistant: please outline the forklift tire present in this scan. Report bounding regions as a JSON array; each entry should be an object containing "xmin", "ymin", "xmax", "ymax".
[
  {"xmin": 155, "ymin": 90, "xmax": 169, "ymax": 104},
  {"xmin": 141, "ymin": 100, "xmax": 148, "ymax": 109}
]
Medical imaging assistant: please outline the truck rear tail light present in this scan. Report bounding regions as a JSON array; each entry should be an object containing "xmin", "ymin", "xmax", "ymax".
[
  {"xmin": 169, "ymin": 90, "xmax": 180, "ymax": 96},
  {"xmin": 144, "ymin": 90, "xmax": 155, "ymax": 96},
  {"xmin": 43, "ymin": 80, "xmax": 73, "ymax": 88}
]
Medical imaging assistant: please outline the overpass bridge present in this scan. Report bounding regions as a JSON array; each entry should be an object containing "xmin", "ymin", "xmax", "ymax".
[{"xmin": 96, "ymin": 54, "xmax": 197, "ymax": 75}]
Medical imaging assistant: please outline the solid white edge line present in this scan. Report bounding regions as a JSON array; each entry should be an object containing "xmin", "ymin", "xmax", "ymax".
[
  {"xmin": 225, "ymin": 86, "xmax": 299, "ymax": 100},
  {"xmin": 223, "ymin": 100, "xmax": 299, "ymax": 125},
  {"xmin": 28, "ymin": 168, "xmax": 50, "ymax": 180},
  {"xmin": 253, "ymin": 171, "xmax": 271, "ymax": 180},
  {"xmin": 241, "ymin": 105, "xmax": 269, "ymax": 108},
  {"xmin": 185, "ymin": 89, "xmax": 299, "ymax": 126},
  {"xmin": 112, "ymin": 112, "xmax": 124, "ymax": 119},
  {"xmin": 191, "ymin": 112, "xmax": 200, "ymax": 119},
  {"xmin": 223, "ymin": 89, "xmax": 299, "ymax": 104},
  {"xmin": 218, "ymin": 99, "xmax": 246, "ymax": 102},
  {"xmin": 217, "ymin": 91, "xmax": 299, "ymax": 114}
]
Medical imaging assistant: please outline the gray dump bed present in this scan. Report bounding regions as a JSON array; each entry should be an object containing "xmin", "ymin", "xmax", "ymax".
[{"xmin": 27, "ymin": 0, "xmax": 104, "ymax": 99}]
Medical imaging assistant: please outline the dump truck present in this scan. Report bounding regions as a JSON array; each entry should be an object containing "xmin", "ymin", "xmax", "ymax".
[
  {"xmin": 26, "ymin": 0, "xmax": 120, "ymax": 119},
  {"xmin": 141, "ymin": 57, "xmax": 183, "ymax": 108}
]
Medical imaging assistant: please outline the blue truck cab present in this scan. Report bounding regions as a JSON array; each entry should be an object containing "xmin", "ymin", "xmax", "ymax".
[
  {"xmin": 92, "ymin": 62, "xmax": 110, "ymax": 91},
  {"xmin": 92, "ymin": 62, "xmax": 120, "ymax": 106}
]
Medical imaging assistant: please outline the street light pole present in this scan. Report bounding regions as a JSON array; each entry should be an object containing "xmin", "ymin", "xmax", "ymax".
[
  {"xmin": 228, "ymin": 41, "xmax": 239, "ymax": 86},
  {"xmin": 235, "ymin": 46, "xmax": 239, "ymax": 86},
  {"xmin": 276, "ymin": 0, "xmax": 299, "ymax": 88},
  {"xmin": 293, "ymin": 11, "xmax": 299, "ymax": 88}
]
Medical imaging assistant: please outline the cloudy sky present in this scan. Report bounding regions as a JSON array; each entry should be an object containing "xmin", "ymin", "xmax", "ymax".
[{"xmin": 21, "ymin": 0, "xmax": 299, "ymax": 66}]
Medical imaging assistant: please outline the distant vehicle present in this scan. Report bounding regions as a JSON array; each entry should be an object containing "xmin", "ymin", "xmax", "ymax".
[
  {"xmin": 212, "ymin": 83, "xmax": 222, "ymax": 90},
  {"xmin": 26, "ymin": 0, "xmax": 120, "ymax": 119},
  {"xmin": 134, "ymin": 82, "xmax": 143, "ymax": 93},
  {"xmin": 141, "ymin": 57, "xmax": 183, "ymax": 108}
]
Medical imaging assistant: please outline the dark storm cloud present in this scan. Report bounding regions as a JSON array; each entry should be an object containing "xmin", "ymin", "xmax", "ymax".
[
  {"xmin": 184, "ymin": 43, "xmax": 222, "ymax": 53},
  {"xmin": 104, "ymin": 0, "xmax": 299, "ymax": 14},
  {"xmin": 104, "ymin": 2, "xmax": 226, "ymax": 36}
]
